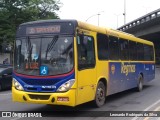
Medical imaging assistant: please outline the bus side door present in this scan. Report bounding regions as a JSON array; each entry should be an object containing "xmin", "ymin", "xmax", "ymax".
[{"xmin": 76, "ymin": 30, "xmax": 97, "ymax": 105}]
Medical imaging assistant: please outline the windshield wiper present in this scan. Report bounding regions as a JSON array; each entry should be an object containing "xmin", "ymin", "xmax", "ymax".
[
  {"xmin": 26, "ymin": 37, "xmax": 33, "ymax": 69},
  {"xmin": 45, "ymin": 35, "xmax": 59, "ymax": 59}
]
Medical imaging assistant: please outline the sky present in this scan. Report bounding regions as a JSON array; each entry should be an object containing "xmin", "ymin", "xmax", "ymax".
[{"xmin": 58, "ymin": 0, "xmax": 160, "ymax": 29}]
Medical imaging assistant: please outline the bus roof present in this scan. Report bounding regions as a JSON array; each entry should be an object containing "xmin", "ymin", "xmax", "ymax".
[
  {"xmin": 108, "ymin": 28, "xmax": 154, "ymax": 45},
  {"xmin": 20, "ymin": 19, "xmax": 78, "ymax": 26},
  {"xmin": 77, "ymin": 20, "xmax": 154, "ymax": 46}
]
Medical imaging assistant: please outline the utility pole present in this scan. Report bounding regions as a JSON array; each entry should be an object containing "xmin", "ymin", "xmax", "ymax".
[
  {"xmin": 114, "ymin": 14, "xmax": 121, "ymax": 28},
  {"xmin": 98, "ymin": 13, "xmax": 100, "ymax": 26},
  {"xmin": 123, "ymin": 0, "xmax": 126, "ymax": 25}
]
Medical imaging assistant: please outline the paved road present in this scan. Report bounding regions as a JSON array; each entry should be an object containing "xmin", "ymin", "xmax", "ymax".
[{"xmin": 0, "ymin": 67, "xmax": 160, "ymax": 120}]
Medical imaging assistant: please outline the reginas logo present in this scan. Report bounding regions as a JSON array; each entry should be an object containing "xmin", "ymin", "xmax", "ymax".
[{"xmin": 121, "ymin": 63, "xmax": 136, "ymax": 76}]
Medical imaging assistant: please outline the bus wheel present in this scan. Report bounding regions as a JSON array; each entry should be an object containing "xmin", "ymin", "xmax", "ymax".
[
  {"xmin": 94, "ymin": 81, "xmax": 106, "ymax": 107},
  {"xmin": 137, "ymin": 74, "xmax": 143, "ymax": 92}
]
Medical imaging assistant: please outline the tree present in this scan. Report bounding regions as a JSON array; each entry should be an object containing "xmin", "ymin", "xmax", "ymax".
[{"xmin": 0, "ymin": 0, "xmax": 61, "ymax": 49}]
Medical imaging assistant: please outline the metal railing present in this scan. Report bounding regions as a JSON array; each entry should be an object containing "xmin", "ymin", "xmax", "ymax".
[{"xmin": 118, "ymin": 8, "xmax": 160, "ymax": 31}]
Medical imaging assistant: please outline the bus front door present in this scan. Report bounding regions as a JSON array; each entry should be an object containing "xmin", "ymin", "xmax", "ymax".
[{"xmin": 76, "ymin": 30, "xmax": 97, "ymax": 105}]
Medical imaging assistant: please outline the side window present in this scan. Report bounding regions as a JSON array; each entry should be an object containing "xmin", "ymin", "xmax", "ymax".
[
  {"xmin": 137, "ymin": 43, "xmax": 144, "ymax": 61},
  {"xmin": 109, "ymin": 36, "xmax": 119, "ymax": 60},
  {"xmin": 129, "ymin": 41, "xmax": 137, "ymax": 60},
  {"xmin": 119, "ymin": 38, "xmax": 129, "ymax": 60},
  {"xmin": 77, "ymin": 34, "xmax": 95, "ymax": 70},
  {"xmin": 150, "ymin": 46, "xmax": 154, "ymax": 61},
  {"xmin": 144, "ymin": 45, "xmax": 154, "ymax": 61},
  {"xmin": 97, "ymin": 33, "xmax": 109, "ymax": 60}
]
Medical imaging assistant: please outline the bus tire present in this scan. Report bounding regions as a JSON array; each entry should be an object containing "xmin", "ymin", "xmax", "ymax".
[
  {"xmin": 94, "ymin": 81, "xmax": 106, "ymax": 107},
  {"xmin": 137, "ymin": 74, "xmax": 143, "ymax": 92}
]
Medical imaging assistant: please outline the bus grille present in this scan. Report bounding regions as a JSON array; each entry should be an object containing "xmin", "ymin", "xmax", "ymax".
[
  {"xmin": 28, "ymin": 94, "xmax": 50, "ymax": 100},
  {"xmin": 23, "ymin": 79, "xmax": 59, "ymax": 85}
]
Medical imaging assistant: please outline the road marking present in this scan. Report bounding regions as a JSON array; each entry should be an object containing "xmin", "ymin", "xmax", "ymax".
[
  {"xmin": 131, "ymin": 99, "xmax": 160, "ymax": 120},
  {"xmin": 154, "ymin": 106, "xmax": 160, "ymax": 111},
  {"xmin": 143, "ymin": 106, "xmax": 160, "ymax": 120}
]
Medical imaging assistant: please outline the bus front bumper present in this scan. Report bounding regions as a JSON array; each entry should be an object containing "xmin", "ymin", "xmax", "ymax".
[{"xmin": 12, "ymin": 87, "xmax": 76, "ymax": 107}]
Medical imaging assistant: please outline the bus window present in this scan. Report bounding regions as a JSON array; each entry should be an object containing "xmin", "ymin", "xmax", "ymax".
[
  {"xmin": 14, "ymin": 36, "xmax": 74, "ymax": 76},
  {"xmin": 41, "ymin": 36, "xmax": 74, "ymax": 75},
  {"xmin": 77, "ymin": 34, "xmax": 95, "ymax": 70},
  {"xmin": 119, "ymin": 38, "xmax": 129, "ymax": 60},
  {"xmin": 150, "ymin": 46, "xmax": 154, "ymax": 61},
  {"xmin": 109, "ymin": 36, "xmax": 119, "ymax": 60},
  {"xmin": 129, "ymin": 41, "xmax": 137, "ymax": 60},
  {"xmin": 137, "ymin": 43, "xmax": 144, "ymax": 61},
  {"xmin": 144, "ymin": 45, "xmax": 154, "ymax": 61},
  {"xmin": 97, "ymin": 33, "xmax": 109, "ymax": 60}
]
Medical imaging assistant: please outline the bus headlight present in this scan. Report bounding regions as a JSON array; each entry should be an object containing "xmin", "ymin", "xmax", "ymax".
[
  {"xmin": 57, "ymin": 79, "xmax": 75, "ymax": 92},
  {"xmin": 13, "ymin": 78, "xmax": 24, "ymax": 91}
]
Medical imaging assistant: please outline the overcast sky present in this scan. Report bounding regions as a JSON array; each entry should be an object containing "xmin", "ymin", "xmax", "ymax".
[{"xmin": 58, "ymin": 0, "xmax": 160, "ymax": 29}]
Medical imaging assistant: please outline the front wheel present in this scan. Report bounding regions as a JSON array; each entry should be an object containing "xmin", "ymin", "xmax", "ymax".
[{"xmin": 94, "ymin": 81, "xmax": 106, "ymax": 107}]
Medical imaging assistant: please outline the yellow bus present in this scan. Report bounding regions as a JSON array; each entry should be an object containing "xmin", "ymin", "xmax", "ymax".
[{"xmin": 12, "ymin": 19, "xmax": 155, "ymax": 107}]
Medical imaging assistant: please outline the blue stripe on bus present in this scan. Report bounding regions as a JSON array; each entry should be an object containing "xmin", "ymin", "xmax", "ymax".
[
  {"xmin": 12, "ymin": 72, "xmax": 75, "ymax": 92},
  {"xmin": 108, "ymin": 62, "xmax": 155, "ymax": 95}
]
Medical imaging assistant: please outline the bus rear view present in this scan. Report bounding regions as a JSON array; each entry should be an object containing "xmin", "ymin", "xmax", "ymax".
[{"xmin": 12, "ymin": 20, "xmax": 77, "ymax": 106}]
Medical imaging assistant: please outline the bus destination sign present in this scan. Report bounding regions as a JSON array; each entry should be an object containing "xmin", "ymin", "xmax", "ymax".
[{"xmin": 26, "ymin": 25, "xmax": 61, "ymax": 34}]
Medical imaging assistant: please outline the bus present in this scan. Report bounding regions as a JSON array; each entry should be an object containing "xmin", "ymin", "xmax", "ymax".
[{"xmin": 12, "ymin": 19, "xmax": 155, "ymax": 107}]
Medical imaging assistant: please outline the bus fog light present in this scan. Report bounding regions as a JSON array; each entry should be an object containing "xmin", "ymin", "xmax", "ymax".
[
  {"xmin": 13, "ymin": 78, "xmax": 24, "ymax": 91},
  {"xmin": 57, "ymin": 79, "xmax": 75, "ymax": 92}
]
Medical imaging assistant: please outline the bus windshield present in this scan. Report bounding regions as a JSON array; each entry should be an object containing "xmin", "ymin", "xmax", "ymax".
[{"xmin": 14, "ymin": 35, "xmax": 73, "ymax": 76}]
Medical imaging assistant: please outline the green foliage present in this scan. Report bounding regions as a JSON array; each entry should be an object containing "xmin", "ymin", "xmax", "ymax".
[{"xmin": 0, "ymin": 0, "xmax": 61, "ymax": 45}]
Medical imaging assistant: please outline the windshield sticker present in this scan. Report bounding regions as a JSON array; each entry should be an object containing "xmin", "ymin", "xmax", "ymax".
[
  {"xmin": 33, "ymin": 54, "xmax": 38, "ymax": 60},
  {"xmin": 25, "ymin": 62, "xmax": 39, "ymax": 69},
  {"xmin": 40, "ymin": 66, "xmax": 48, "ymax": 75}
]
